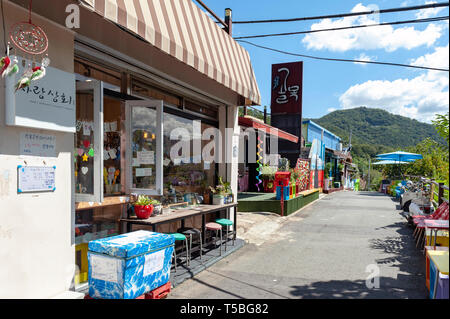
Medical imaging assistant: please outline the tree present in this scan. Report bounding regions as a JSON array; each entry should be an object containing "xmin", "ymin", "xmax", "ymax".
[{"xmin": 431, "ymin": 112, "xmax": 449, "ymax": 147}]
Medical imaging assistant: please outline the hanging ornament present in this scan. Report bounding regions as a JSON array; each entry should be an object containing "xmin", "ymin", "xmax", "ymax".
[
  {"xmin": 14, "ymin": 68, "xmax": 33, "ymax": 92},
  {"xmin": 8, "ymin": 0, "xmax": 50, "ymax": 92},
  {"xmin": 0, "ymin": 56, "xmax": 11, "ymax": 76},
  {"xmin": 3, "ymin": 56, "xmax": 19, "ymax": 78}
]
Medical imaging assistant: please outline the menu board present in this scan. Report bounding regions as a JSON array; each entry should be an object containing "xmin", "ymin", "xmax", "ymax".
[{"xmin": 17, "ymin": 166, "xmax": 56, "ymax": 193}]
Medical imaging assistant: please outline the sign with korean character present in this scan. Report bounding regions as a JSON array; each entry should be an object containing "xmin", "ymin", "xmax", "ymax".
[
  {"xmin": 5, "ymin": 61, "xmax": 76, "ymax": 133},
  {"xmin": 20, "ymin": 132, "xmax": 56, "ymax": 157},
  {"xmin": 17, "ymin": 165, "xmax": 56, "ymax": 193},
  {"xmin": 270, "ymin": 61, "xmax": 303, "ymax": 114}
]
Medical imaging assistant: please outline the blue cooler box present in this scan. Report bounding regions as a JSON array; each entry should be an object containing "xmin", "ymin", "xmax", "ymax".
[{"xmin": 88, "ymin": 230, "xmax": 175, "ymax": 299}]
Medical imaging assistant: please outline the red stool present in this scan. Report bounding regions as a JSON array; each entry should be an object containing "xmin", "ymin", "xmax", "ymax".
[{"xmin": 205, "ymin": 222, "xmax": 223, "ymax": 256}]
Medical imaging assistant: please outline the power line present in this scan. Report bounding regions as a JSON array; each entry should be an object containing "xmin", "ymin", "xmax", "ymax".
[
  {"xmin": 234, "ymin": 16, "xmax": 449, "ymax": 40},
  {"xmin": 236, "ymin": 40, "xmax": 450, "ymax": 72},
  {"xmin": 232, "ymin": 2, "xmax": 449, "ymax": 24}
]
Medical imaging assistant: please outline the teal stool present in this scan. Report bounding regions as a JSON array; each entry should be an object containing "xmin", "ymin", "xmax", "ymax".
[
  {"xmin": 170, "ymin": 233, "xmax": 189, "ymax": 272},
  {"xmin": 215, "ymin": 218, "xmax": 234, "ymax": 251}
]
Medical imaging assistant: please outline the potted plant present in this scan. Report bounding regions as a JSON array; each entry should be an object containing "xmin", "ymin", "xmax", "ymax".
[
  {"xmin": 261, "ymin": 165, "xmax": 276, "ymax": 193},
  {"xmin": 133, "ymin": 194, "xmax": 154, "ymax": 219},
  {"xmin": 149, "ymin": 198, "xmax": 161, "ymax": 215},
  {"xmin": 210, "ymin": 176, "xmax": 231, "ymax": 205}
]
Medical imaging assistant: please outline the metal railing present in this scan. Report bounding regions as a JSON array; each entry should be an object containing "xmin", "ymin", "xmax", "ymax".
[{"xmin": 407, "ymin": 176, "xmax": 449, "ymax": 207}]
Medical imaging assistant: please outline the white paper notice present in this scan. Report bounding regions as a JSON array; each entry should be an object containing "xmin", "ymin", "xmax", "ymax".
[
  {"xmin": 110, "ymin": 121, "xmax": 117, "ymax": 132},
  {"xmin": 83, "ymin": 123, "xmax": 91, "ymax": 136},
  {"xmin": 204, "ymin": 162, "xmax": 211, "ymax": 170},
  {"xmin": 20, "ymin": 132, "xmax": 56, "ymax": 157},
  {"xmin": 132, "ymin": 158, "xmax": 140, "ymax": 167},
  {"xmin": 136, "ymin": 168, "xmax": 152, "ymax": 177},
  {"xmin": 137, "ymin": 151, "xmax": 154, "ymax": 165},
  {"xmin": 91, "ymin": 254, "xmax": 119, "ymax": 283},
  {"xmin": 144, "ymin": 249, "xmax": 165, "ymax": 276}
]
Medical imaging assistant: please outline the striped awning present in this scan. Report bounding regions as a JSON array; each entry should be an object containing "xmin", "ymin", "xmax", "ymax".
[{"xmin": 79, "ymin": 0, "xmax": 261, "ymax": 105}]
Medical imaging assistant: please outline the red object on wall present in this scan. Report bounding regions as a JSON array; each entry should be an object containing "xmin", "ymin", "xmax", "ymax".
[
  {"xmin": 271, "ymin": 61, "xmax": 303, "ymax": 115},
  {"xmin": 309, "ymin": 171, "xmax": 315, "ymax": 190},
  {"xmin": 318, "ymin": 170, "xmax": 324, "ymax": 189}
]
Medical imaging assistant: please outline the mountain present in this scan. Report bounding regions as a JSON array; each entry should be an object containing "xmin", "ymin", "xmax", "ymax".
[{"xmin": 311, "ymin": 107, "xmax": 443, "ymax": 160}]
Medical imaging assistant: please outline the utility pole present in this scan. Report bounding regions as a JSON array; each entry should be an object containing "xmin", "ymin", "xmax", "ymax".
[
  {"xmin": 225, "ymin": 8, "xmax": 232, "ymax": 35},
  {"xmin": 368, "ymin": 158, "xmax": 371, "ymax": 191}
]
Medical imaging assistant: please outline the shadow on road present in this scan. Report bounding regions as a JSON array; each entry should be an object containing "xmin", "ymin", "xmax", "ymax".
[{"xmin": 289, "ymin": 275, "xmax": 425, "ymax": 299}]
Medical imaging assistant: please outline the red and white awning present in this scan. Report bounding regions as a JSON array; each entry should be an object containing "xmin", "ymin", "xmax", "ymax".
[{"xmin": 80, "ymin": 0, "xmax": 261, "ymax": 105}]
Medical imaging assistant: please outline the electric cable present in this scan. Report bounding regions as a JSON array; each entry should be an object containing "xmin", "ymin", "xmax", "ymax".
[
  {"xmin": 234, "ymin": 16, "xmax": 449, "ymax": 40},
  {"xmin": 232, "ymin": 2, "xmax": 449, "ymax": 24},
  {"xmin": 236, "ymin": 40, "xmax": 450, "ymax": 72}
]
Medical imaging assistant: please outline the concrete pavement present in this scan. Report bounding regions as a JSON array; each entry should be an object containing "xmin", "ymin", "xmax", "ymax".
[{"xmin": 169, "ymin": 191, "xmax": 427, "ymax": 299}]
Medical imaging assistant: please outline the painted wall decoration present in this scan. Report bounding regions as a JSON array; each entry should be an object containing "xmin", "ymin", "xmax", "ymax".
[{"xmin": 295, "ymin": 159, "xmax": 310, "ymax": 192}]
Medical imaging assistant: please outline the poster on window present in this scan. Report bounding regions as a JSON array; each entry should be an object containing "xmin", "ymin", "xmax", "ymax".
[{"xmin": 270, "ymin": 61, "xmax": 303, "ymax": 115}]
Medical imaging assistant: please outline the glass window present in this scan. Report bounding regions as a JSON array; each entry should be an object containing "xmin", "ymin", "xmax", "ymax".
[
  {"xmin": 131, "ymin": 106, "xmax": 157, "ymax": 190},
  {"xmin": 163, "ymin": 112, "xmax": 216, "ymax": 201}
]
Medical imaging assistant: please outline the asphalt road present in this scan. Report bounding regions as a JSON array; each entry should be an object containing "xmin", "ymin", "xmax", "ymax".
[{"xmin": 169, "ymin": 191, "xmax": 428, "ymax": 299}]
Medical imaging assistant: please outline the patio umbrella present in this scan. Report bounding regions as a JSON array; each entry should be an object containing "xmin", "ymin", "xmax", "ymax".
[
  {"xmin": 375, "ymin": 151, "xmax": 423, "ymax": 162},
  {"xmin": 374, "ymin": 151, "xmax": 422, "ymax": 178},
  {"xmin": 372, "ymin": 160, "xmax": 410, "ymax": 165}
]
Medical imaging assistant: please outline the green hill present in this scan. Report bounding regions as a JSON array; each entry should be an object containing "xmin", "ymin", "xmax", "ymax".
[{"xmin": 312, "ymin": 107, "xmax": 442, "ymax": 160}]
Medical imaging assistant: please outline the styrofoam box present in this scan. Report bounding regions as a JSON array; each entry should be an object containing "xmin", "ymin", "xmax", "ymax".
[{"xmin": 88, "ymin": 230, "xmax": 175, "ymax": 299}]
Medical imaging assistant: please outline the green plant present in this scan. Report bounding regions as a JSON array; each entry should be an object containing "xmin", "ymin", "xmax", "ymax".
[
  {"xmin": 134, "ymin": 194, "xmax": 151, "ymax": 206},
  {"xmin": 261, "ymin": 165, "xmax": 277, "ymax": 181},
  {"xmin": 148, "ymin": 198, "xmax": 161, "ymax": 206},
  {"xmin": 324, "ymin": 162, "xmax": 333, "ymax": 179},
  {"xmin": 289, "ymin": 168, "xmax": 299, "ymax": 183},
  {"xmin": 209, "ymin": 176, "xmax": 230, "ymax": 196}
]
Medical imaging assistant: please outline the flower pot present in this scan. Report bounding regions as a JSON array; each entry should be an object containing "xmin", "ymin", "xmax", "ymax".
[
  {"xmin": 153, "ymin": 204, "xmax": 162, "ymax": 215},
  {"xmin": 212, "ymin": 195, "xmax": 225, "ymax": 205},
  {"xmin": 267, "ymin": 180, "xmax": 275, "ymax": 193},
  {"xmin": 134, "ymin": 205, "xmax": 153, "ymax": 219},
  {"xmin": 295, "ymin": 182, "xmax": 300, "ymax": 196}
]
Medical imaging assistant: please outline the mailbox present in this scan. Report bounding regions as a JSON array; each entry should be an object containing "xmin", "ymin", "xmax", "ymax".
[{"xmin": 275, "ymin": 172, "xmax": 291, "ymax": 187}]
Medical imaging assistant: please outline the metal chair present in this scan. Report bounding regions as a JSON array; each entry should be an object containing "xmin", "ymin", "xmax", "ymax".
[
  {"xmin": 215, "ymin": 218, "xmax": 235, "ymax": 251},
  {"xmin": 205, "ymin": 222, "xmax": 223, "ymax": 256},
  {"xmin": 169, "ymin": 233, "xmax": 189, "ymax": 272}
]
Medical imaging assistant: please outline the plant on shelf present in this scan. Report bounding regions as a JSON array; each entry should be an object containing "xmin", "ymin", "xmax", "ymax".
[
  {"xmin": 209, "ymin": 176, "xmax": 230, "ymax": 205},
  {"xmin": 149, "ymin": 198, "xmax": 162, "ymax": 215},
  {"xmin": 133, "ymin": 194, "xmax": 154, "ymax": 219}
]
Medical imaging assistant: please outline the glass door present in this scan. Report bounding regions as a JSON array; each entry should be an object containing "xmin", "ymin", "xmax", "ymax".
[
  {"xmin": 75, "ymin": 81, "xmax": 104, "ymax": 203},
  {"xmin": 126, "ymin": 100, "xmax": 163, "ymax": 195}
]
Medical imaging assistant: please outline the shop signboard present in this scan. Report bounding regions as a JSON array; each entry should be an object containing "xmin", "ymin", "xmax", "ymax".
[
  {"xmin": 5, "ymin": 62, "xmax": 76, "ymax": 133},
  {"xmin": 270, "ymin": 61, "xmax": 303, "ymax": 115}
]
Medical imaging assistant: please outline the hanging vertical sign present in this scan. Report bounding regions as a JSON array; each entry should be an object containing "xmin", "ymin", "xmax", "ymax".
[{"xmin": 270, "ymin": 61, "xmax": 303, "ymax": 114}]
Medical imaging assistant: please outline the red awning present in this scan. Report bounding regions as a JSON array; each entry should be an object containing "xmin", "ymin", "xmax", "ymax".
[{"xmin": 239, "ymin": 117, "xmax": 299, "ymax": 143}]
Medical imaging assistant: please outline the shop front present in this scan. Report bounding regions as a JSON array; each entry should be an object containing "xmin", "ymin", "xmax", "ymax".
[{"xmin": 1, "ymin": 0, "xmax": 260, "ymax": 298}]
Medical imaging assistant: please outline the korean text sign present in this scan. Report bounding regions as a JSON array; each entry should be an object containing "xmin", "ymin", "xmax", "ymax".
[{"xmin": 270, "ymin": 61, "xmax": 303, "ymax": 115}]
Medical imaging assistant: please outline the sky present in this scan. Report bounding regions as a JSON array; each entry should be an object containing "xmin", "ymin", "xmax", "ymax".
[{"xmin": 199, "ymin": 0, "xmax": 449, "ymax": 123}]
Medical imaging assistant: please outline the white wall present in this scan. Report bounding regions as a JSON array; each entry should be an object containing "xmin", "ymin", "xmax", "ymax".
[{"xmin": 0, "ymin": 2, "xmax": 75, "ymax": 298}]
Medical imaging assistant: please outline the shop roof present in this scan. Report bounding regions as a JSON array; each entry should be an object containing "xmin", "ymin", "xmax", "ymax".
[
  {"xmin": 79, "ymin": 0, "xmax": 261, "ymax": 105},
  {"xmin": 302, "ymin": 120, "xmax": 341, "ymax": 141},
  {"xmin": 239, "ymin": 116, "xmax": 299, "ymax": 143}
]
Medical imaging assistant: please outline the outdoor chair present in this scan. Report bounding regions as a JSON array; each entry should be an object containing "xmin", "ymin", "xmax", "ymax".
[
  {"xmin": 205, "ymin": 222, "xmax": 223, "ymax": 256},
  {"xmin": 413, "ymin": 204, "xmax": 449, "ymax": 250},
  {"xmin": 215, "ymin": 218, "xmax": 235, "ymax": 251},
  {"xmin": 177, "ymin": 227, "xmax": 202, "ymax": 263},
  {"xmin": 169, "ymin": 233, "xmax": 190, "ymax": 272}
]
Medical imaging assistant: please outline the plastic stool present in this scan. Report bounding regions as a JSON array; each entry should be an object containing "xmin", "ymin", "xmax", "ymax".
[
  {"xmin": 170, "ymin": 233, "xmax": 189, "ymax": 272},
  {"xmin": 205, "ymin": 222, "xmax": 222, "ymax": 256},
  {"xmin": 178, "ymin": 227, "xmax": 202, "ymax": 261},
  {"xmin": 215, "ymin": 218, "xmax": 234, "ymax": 251}
]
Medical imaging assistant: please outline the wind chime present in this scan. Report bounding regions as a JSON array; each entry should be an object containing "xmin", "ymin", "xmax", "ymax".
[
  {"xmin": 255, "ymin": 135, "xmax": 263, "ymax": 192},
  {"xmin": 1, "ymin": 0, "xmax": 49, "ymax": 92}
]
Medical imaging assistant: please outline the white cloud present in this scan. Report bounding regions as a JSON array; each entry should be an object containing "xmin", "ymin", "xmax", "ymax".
[
  {"xmin": 338, "ymin": 45, "xmax": 449, "ymax": 123},
  {"xmin": 327, "ymin": 107, "xmax": 337, "ymax": 112},
  {"xmin": 302, "ymin": 3, "xmax": 445, "ymax": 52},
  {"xmin": 354, "ymin": 53, "xmax": 376, "ymax": 66},
  {"xmin": 415, "ymin": 1, "xmax": 446, "ymax": 19}
]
